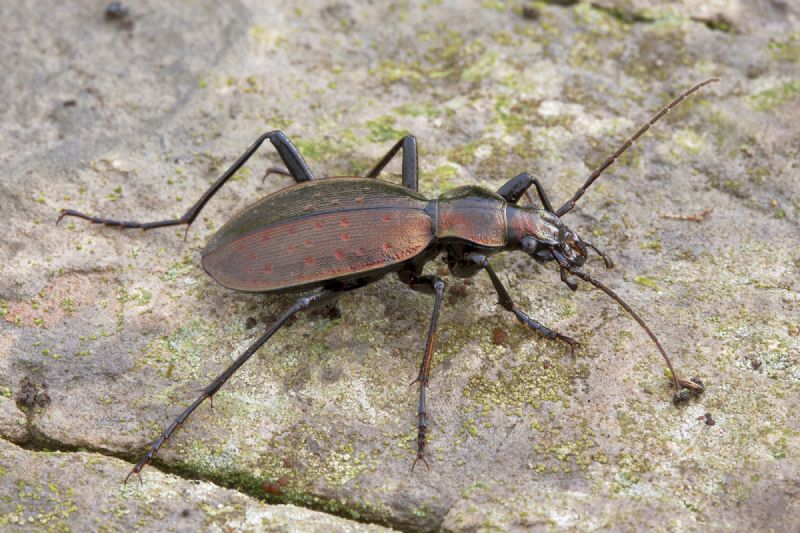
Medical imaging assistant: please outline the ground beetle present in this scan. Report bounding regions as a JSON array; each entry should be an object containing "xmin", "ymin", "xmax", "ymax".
[{"xmin": 59, "ymin": 78, "xmax": 717, "ymax": 482}]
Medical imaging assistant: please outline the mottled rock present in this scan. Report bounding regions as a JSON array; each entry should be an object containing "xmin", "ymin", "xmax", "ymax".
[
  {"xmin": 1, "ymin": 0, "xmax": 798, "ymax": 531},
  {"xmin": 0, "ymin": 439, "xmax": 394, "ymax": 532}
]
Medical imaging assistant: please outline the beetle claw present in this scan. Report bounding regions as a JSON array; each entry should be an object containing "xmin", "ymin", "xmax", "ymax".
[
  {"xmin": 124, "ymin": 467, "xmax": 143, "ymax": 486},
  {"xmin": 411, "ymin": 454, "xmax": 430, "ymax": 472}
]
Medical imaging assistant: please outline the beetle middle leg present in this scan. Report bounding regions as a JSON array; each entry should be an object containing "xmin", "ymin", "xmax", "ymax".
[
  {"xmin": 364, "ymin": 135, "xmax": 418, "ymax": 192},
  {"xmin": 463, "ymin": 253, "xmax": 579, "ymax": 355},
  {"xmin": 125, "ymin": 288, "xmax": 338, "ymax": 484},
  {"xmin": 59, "ymin": 130, "xmax": 315, "ymax": 233},
  {"xmin": 398, "ymin": 271, "xmax": 446, "ymax": 469},
  {"xmin": 497, "ymin": 172, "xmax": 554, "ymax": 212}
]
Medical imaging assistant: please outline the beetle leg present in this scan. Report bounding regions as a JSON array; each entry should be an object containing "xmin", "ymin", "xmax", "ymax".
[
  {"xmin": 59, "ymin": 130, "xmax": 315, "ymax": 234},
  {"xmin": 364, "ymin": 135, "xmax": 418, "ymax": 192},
  {"xmin": 399, "ymin": 273, "xmax": 446, "ymax": 470},
  {"xmin": 497, "ymin": 172, "xmax": 554, "ymax": 212},
  {"xmin": 125, "ymin": 289, "xmax": 337, "ymax": 484},
  {"xmin": 464, "ymin": 253, "xmax": 579, "ymax": 355}
]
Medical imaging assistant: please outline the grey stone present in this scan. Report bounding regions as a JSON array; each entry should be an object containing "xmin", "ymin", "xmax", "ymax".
[
  {"xmin": 0, "ymin": 439, "xmax": 394, "ymax": 532},
  {"xmin": 1, "ymin": 0, "xmax": 798, "ymax": 531}
]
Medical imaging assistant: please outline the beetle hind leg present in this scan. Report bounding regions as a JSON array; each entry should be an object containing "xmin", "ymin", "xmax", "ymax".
[
  {"xmin": 364, "ymin": 135, "xmax": 418, "ymax": 192},
  {"xmin": 59, "ymin": 130, "xmax": 315, "ymax": 235},
  {"xmin": 125, "ymin": 289, "xmax": 337, "ymax": 483}
]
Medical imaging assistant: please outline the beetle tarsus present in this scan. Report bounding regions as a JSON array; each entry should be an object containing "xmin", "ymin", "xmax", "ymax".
[
  {"xmin": 400, "ymin": 274, "xmax": 444, "ymax": 471},
  {"xmin": 124, "ymin": 467, "xmax": 143, "ymax": 486}
]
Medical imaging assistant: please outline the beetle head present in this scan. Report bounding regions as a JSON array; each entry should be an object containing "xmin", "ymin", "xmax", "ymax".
[
  {"xmin": 507, "ymin": 206, "xmax": 613, "ymax": 292},
  {"xmin": 508, "ymin": 207, "xmax": 588, "ymax": 267}
]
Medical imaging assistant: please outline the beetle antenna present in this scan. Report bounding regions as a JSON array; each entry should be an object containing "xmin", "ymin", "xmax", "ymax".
[
  {"xmin": 552, "ymin": 250, "xmax": 703, "ymax": 401},
  {"xmin": 556, "ymin": 78, "xmax": 719, "ymax": 217}
]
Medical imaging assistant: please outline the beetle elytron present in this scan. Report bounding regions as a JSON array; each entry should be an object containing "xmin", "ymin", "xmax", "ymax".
[{"xmin": 59, "ymin": 79, "xmax": 716, "ymax": 481}]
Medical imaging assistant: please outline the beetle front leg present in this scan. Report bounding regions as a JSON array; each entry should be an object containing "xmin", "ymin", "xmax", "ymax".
[
  {"xmin": 59, "ymin": 130, "xmax": 315, "ymax": 234},
  {"xmin": 364, "ymin": 135, "xmax": 418, "ymax": 192},
  {"xmin": 398, "ymin": 272, "xmax": 446, "ymax": 469},
  {"xmin": 497, "ymin": 172, "xmax": 554, "ymax": 212},
  {"xmin": 464, "ymin": 253, "xmax": 579, "ymax": 355}
]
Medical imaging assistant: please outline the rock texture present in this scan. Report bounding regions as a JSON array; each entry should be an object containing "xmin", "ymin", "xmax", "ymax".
[{"xmin": 1, "ymin": 0, "xmax": 798, "ymax": 531}]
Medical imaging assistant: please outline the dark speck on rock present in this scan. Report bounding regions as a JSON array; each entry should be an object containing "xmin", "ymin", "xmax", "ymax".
[
  {"xmin": 492, "ymin": 327, "xmax": 508, "ymax": 346},
  {"xmin": 244, "ymin": 316, "xmax": 257, "ymax": 329},
  {"xmin": 16, "ymin": 376, "xmax": 37, "ymax": 408},
  {"xmin": 521, "ymin": 4, "xmax": 540, "ymax": 20},
  {"xmin": 105, "ymin": 2, "xmax": 129, "ymax": 20}
]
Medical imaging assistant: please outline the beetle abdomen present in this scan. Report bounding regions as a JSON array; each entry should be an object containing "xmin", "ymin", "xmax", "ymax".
[{"xmin": 202, "ymin": 178, "xmax": 434, "ymax": 292}]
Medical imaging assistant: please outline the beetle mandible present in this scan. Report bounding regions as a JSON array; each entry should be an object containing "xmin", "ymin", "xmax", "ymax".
[{"xmin": 59, "ymin": 78, "xmax": 717, "ymax": 482}]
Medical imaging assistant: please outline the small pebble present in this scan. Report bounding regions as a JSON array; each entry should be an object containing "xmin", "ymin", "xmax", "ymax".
[
  {"xmin": 105, "ymin": 2, "xmax": 128, "ymax": 19},
  {"xmin": 492, "ymin": 327, "xmax": 508, "ymax": 346},
  {"xmin": 521, "ymin": 4, "xmax": 540, "ymax": 20}
]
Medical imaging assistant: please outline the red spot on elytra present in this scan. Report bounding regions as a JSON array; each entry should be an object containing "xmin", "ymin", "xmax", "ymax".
[
  {"xmin": 260, "ymin": 234, "xmax": 271, "ymax": 242},
  {"xmin": 248, "ymin": 252, "xmax": 257, "ymax": 260},
  {"xmin": 356, "ymin": 248, "xmax": 365, "ymax": 257},
  {"xmin": 304, "ymin": 256, "xmax": 315, "ymax": 265},
  {"xmin": 340, "ymin": 217, "xmax": 350, "ymax": 227},
  {"xmin": 287, "ymin": 243, "xmax": 296, "ymax": 252},
  {"xmin": 335, "ymin": 250, "xmax": 345, "ymax": 260},
  {"xmin": 304, "ymin": 239, "xmax": 312, "ymax": 247},
  {"xmin": 382, "ymin": 242, "xmax": 392, "ymax": 252},
  {"xmin": 315, "ymin": 222, "xmax": 323, "ymax": 229},
  {"xmin": 340, "ymin": 232, "xmax": 350, "ymax": 241},
  {"xmin": 263, "ymin": 264, "xmax": 273, "ymax": 273},
  {"xmin": 382, "ymin": 215, "xmax": 392, "ymax": 222}
]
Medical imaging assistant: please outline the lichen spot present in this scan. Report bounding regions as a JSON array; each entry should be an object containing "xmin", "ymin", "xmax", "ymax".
[
  {"xmin": 382, "ymin": 214, "xmax": 392, "ymax": 222},
  {"xmin": 262, "ymin": 263, "xmax": 273, "ymax": 273},
  {"xmin": 304, "ymin": 256, "xmax": 315, "ymax": 266},
  {"xmin": 340, "ymin": 232, "xmax": 350, "ymax": 241},
  {"xmin": 335, "ymin": 250, "xmax": 345, "ymax": 260},
  {"xmin": 340, "ymin": 216, "xmax": 350, "ymax": 227},
  {"xmin": 355, "ymin": 196, "xmax": 365, "ymax": 204},
  {"xmin": 382, "ymin": 242, "xmax": 392, "ymax": 252},
  {"xmin": 331, "ymin": 198, "xmax": 340, "ymax": 206},
  {"xmin": 304, "ymin": 238, "xmax": 312, "ymax": 247}
]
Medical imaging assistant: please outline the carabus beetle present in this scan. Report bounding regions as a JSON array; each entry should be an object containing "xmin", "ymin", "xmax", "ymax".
[{"xmin": 59, "ymin": 78, "xmax": 716, "ymax": 481}]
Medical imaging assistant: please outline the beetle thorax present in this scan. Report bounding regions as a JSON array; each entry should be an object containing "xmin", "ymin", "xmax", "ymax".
[{"xmin": 506, "ymin": 205, "xmax": 562, "ymax": 246}]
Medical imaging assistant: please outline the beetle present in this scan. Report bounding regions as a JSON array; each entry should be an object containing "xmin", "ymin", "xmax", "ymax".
[{"xmin": 59, "ymin": 78, "xmax": 716, "ymax": 482}]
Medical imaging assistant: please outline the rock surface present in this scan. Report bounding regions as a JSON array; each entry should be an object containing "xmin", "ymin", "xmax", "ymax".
[{"xmin": 1, "ymin": 0, "xmax": 798, "ymax": 531}]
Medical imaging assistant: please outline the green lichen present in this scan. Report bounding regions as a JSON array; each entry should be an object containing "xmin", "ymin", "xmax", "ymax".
[
  {"xmin": 748, "ymin": 80, "xmax": 800, "ymax": 112},
  {"xmin": 768, "ymin": 32, "xmax": 800, "ymax": 62},
  {"xmin": 365, "ymin": 116, "xmax": 408, "ymax": 143}
]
